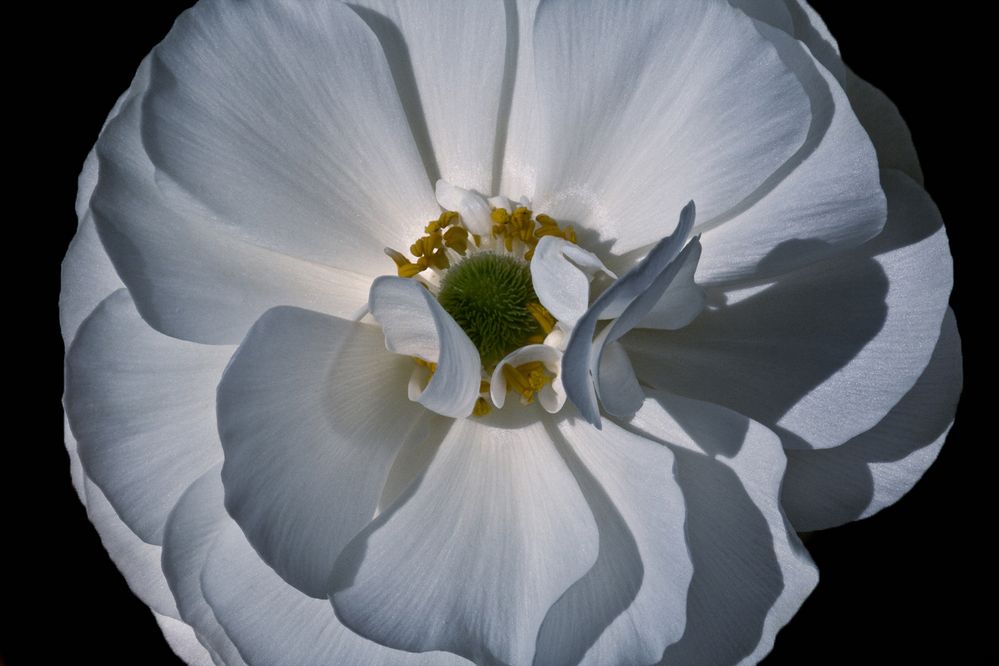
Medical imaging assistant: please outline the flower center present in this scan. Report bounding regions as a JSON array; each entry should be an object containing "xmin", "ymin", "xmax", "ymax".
[
  {"xmin": 383, "ymin": 193, "xmax": 580, "ymax": 417},
  {"xmin": 437, "ymin": 253, "xmax": 543, "ymax": 367}
]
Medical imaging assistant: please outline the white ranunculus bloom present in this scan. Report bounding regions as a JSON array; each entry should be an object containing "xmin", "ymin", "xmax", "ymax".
[{"xmin": 61, "ymin": 0, "xmax": 960, "ymax": 664}]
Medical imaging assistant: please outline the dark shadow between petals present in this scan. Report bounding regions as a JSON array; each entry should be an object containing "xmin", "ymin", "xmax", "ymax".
[{"xmin": 531, "ymin": 418, "xmax": 644, "ymax": 665}]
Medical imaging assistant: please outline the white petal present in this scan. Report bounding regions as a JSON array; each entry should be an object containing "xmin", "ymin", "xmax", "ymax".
[
  {"xmin": 625, "ymin": 170, "xmax": 953, "ymax": 449},
  {"xmin": 534, "ymin": 416, "xmax": 691, "ymax": 665},
  {"xmin": 628, "ymin": 393, "xmax": 818, "ymax": 665},
  {"xmin": 66, "ymin": 420, "xmax": 182, "ymax": 623},
  {"xmin": 369, "ymin": 276, "xmax": 481, "ymax": 418},
  {"xmin": 844, "ymin": 67, "xmax": 924, "ymax": 184},
  {"xmin": 154, "ymin": 613, "xmax": 216, "ymax": 666},
  {"xmin": 348, "ymin": 0, "xmax": 507, "ymax": 194},
  {"xmin": 694, "ymin": 24, "xmax": 885, "ymax": 284},
  {"xmin": 60, "ymin": 213, "xmax": 124, "ymax": 347},
  {"xmin": 530, "ymin": 236, "xmax": 615, "ymax": 326},
  {"xmin": 65, "ymin": 290, "xmax": 233, "ymax": 543},
  {"xmin": 138, "ymin": 0, "xmax": 437, "ymax": 267},
  {"xmin": 489, "ymin": 343, "xmax": 563, "ymax": 412},
  {"xmin": 637, "ymin": 240, "xmax": 705, "ymax": 330},
  {"xmin": 530, "ymin": 0, "xmax": 810, "ymax": 253},
  {"xmin": 782, "ymin": 0, "xmax": 846, "ymax": 82},
  {"xmin": 217, "ymin": 306, "xmax": 427, "ymax": 598},
  {"xmin": 162, "ymin": 467, "xmax": 245, "ymax": 665},
  {"xmin": 92, "ymin": 56, "xmax": 372, "ymax": 345},
  {"xmin": 730, "ymin": 0, "xmax": 793, "ymax": 34},
  {"xmin": 782, "ymin": 309, "xmax": 961, "ymax": 531},
  {"xmin": 562, "ymin": 204, "xmax": 696, "ymax": 426},
  {"xmin": 203, "ymin": 522, "xmax": 470, "ymax": 666},
  {"xmin": 594, "ymin": 340, "xmax": 645, "ymax": 419},
  {"xmin": 435, "ymin": 180, "xmax": 494, "ymax": 236},
  {"xmin": 498, "ymin": 0, "xmax": 543, "ymax": 200},
  {"xmin": 330, "ymin": 414, "xmax": 599, "ymax": 665}
]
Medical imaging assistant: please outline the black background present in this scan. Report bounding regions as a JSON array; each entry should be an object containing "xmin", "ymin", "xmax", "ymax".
[{"xmin": 9, "ymin": 1, "xmax": 980, "ymax": 664}]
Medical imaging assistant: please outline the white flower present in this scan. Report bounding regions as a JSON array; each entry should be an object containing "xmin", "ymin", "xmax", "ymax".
[{"xmin": 60, "ymin": 1, "xmax": 960, "ymax": 664}]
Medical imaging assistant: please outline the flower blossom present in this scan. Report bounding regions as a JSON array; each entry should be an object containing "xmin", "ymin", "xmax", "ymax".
[{"xmin": 60, "ymin": 1, "xmax": 961, "ymax": 664}]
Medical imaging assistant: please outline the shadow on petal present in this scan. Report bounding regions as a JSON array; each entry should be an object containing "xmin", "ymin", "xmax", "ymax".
[{"xmin": 532, "ymin": 419, "xmax": 644, "ymax": 665}]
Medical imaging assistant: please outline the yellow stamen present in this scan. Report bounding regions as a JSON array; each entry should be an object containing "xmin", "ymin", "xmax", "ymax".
[
  {"xmin": 473, "ymin": 397, "xmax": 492, "ymax": 417},
  {"xmin": 526, "ymin": 302, "xmax": 556, "ymax": 334},
  {"xmin": 413, "ymin": 357, "xmax": 438, "ymax": 373}
]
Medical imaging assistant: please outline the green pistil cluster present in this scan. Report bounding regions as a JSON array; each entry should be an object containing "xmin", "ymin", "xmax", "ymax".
[{"xmin": 437, "ymin": 253, "xmax": 543, "ymax": 367}]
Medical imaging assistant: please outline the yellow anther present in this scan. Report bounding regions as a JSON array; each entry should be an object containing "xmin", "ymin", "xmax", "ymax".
[
  {"xmin": 503, "ymin": 234, "xmax": 514, "ymax": 252},
  {"xmin": 524, "ymin": 248, "xmax": 535, "ymax": 261},
  {"xmin": 472, "ymin": 234, "xmax": 482, "ymax": 247},
  {"xmin": 398, "ymin": 263, "xmax": 425, "ymax": 278},
  {"xmin": 491, "ymin": 208, "xmax": 510, "ymax": 224},
  {"xmin": 563, "ymin": 225, "xmax": 577, "ymax": 243},
  {"xmin": 443, "ymin": 226, "xmax": 469, "ymax": 254},
  {"xmin": 428, "ymin": 249, "xmax": 450, "ymax": 270},
  {"xmin": 479, "ymin": 380, "xmax": 491, "ymax": 394},
  {"xmin": 385, "ymin": 248, "xmax": 425, "ymax": 278},
  {"xmin": 535, "ymin": 214, "xmax": 557, "ymax": 227},
  {"xmin": 440, "ymin": 211, "xmax": 459, "ymax": 227},
  {"xmin": 502, "ymin": 361, "xmax": 552, "ymax": 404},
  {"xmin": 473, "ymin": 397, "xmax": 492, "ymax": 417},
  {"xmin": 414, "ymin": 357, "xmax": 437, "ymax": 373},
  {"xmin": 526, "ymin": 302, "xmax": 556, "ymax": 334},
  {"xmin": 534, "ymin": 225, "xmax": 565, "ymax": 239},
  {"xmin": 525, "ymin": 334, "xmax": 546, "ymax": 344}
]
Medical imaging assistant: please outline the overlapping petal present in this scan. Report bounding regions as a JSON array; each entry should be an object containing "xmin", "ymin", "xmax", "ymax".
[
  {"xmin": 530, "ymin": 0, "xmax": 811, "ymax": 253},
  {"xmin": 65, "ymin": 289, "xmax": 234, "ymax": 544},
  {"xmin": 627, "ymin": 393, "xmax": 818, "ymax": 664},
  {"xmin": 91, "ymin": 54, "xmax": 373, "ymax": 345},
  {"xmin": 139, "ymin": 0, "xmax": 437, "ymax": 267},
  {"xmin": 534, "ymin": 415, "xmax": 691, "ymax": 665},
  {"xmin": 782, "ymin": 309, "xmax": 962, "ymax": 531},
  {"xmin": 330, "ymin": 413, "xmax": 600, "ymax": 665},
  {"xmin": 216, "ymin": 306, "xmax": 426, "ymax": 598},
  {"xmin": 625, "ymin": 170, "xmax": 952, "ymax": 450}
]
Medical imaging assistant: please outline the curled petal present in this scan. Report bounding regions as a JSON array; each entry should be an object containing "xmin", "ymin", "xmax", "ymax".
[
  {"xmin": 435, "ymin": 179, "xmax": 494, "ymax": 235},
  {"xmin": 563, "ymin": 202, "xmax": 696, "ymax": 426},
  {"xmin": 531, "ymin": 236, "xmax": 615, "ymax": 326},
  {"xmin": 369, "ymin": 276, "xmax": 481, "ymax": 418},
  {"xmin": 490, "ymin": 343, "xmax": 565, "ymax": 413}
]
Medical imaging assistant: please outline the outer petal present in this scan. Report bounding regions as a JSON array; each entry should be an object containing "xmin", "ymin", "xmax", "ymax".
[
  {"xmin": 330, "ymin": 413, "xmax": 600, "ymax": 665},
  {"xmin": 369, "ymin": 276, "xmax": 481, "ymax": 418},
  {"xmin": 625, "ymin": 170, "xmax": 952, "ymax": 449},
  {"xmin": 844, "ymin": 68, "xmax": 924, "ymax": 184},
  {"xmin": 205, "ymin": 523, "xmax": 471, "ymax": 666},
  {"xmin": 65, "ymin": 290, "xmax": 234, "ymax": 544},
  {"xmin": 693, "ymin": 23, "xmax": 885, "ymax": 285},
  {"xmin": 93, "ymin": 52, "xmax": 372, "ymax": 345},
  {"xmin": 531, "ymin": 0, "xmax": 810, "ymax": 253},
  {"xmin": 164, "ymin": 468, "xmax": 468, "ymax": 665},
  {"xmin": 80, "ymin": 476, "xmax": 180, "ymax": 619},
  {"xmin": 782, "ymin": 309, "xmax": 962, "ymax": 531},
  {"xmin": 139, "ymin": 0, "xmax": 437, "ymax": 267},
  {"xmin": 533, "ymin": 416, "xmax": 691, "ymax": 666},
  {"xmin": 217, "ymin": 306, "xmax": 427, "ymax": 598},
  {"xmin": 347, "ymin": 0, "xmax": 507, "ymax": 194},
  {"xmin": 162, "ymin": 466, "xmax": 246, "ymax": 664},
  {"xmin": 627, "ymin": 393, "xmax": 818, "ymax": 665},
  {"xmin": 154, "ymin": 613, "xmax": 216, "ymax": 666}
]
